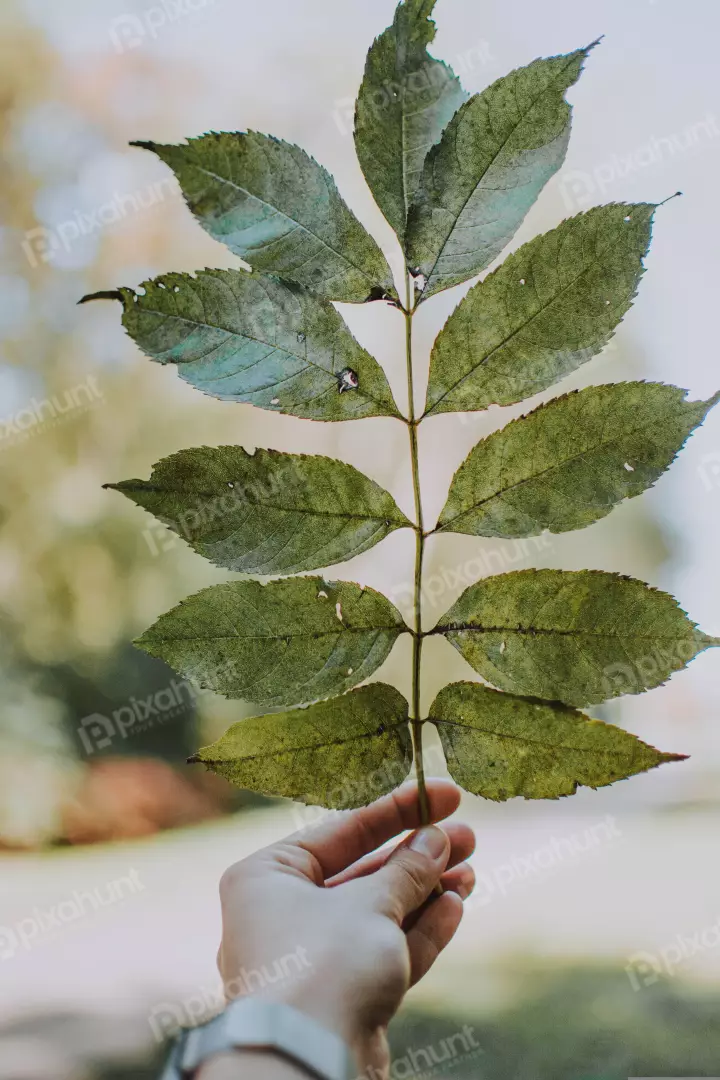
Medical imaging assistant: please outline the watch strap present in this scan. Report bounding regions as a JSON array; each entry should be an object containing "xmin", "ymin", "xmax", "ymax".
[{"xmin": 168, "ymin": 997, "xmax": 353, "ymax": 1080}]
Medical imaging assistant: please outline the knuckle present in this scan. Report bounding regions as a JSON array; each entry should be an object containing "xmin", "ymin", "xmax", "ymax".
[
  {"xmin": 398, "ymin": 855, "xmax": 430, "ymax": 901},
  {"xmin": 272, "ymin": 842, "xmax": 323, "ymax": 884},
  {"xmin": 218, "ymin": 862, "xmax": 243, "ymax": 900}
]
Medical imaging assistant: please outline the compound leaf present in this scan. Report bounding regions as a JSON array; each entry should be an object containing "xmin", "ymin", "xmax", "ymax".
[
  {"xmin": 433, "ymin": 569, "xmax": 719, "ymax": 706},
  {"xmin": 108, "ymin": 446, "xmax": 411, "ymax": 576},
  {"xmin": 135, "ymin": 577, "xmax": 406, "ymax": 708},
  {"xmin": 428, "ymin": 681, "xmax": 686, "ymax": 801},
  {"xmin": 189, "ymin": 683, "xmax": 412, "ymax": 807},
  {"xmin": 437, "ymin": 383, "xmax": 720, "ymax": 538},
  {"xmin": 100, "ymin": 269, "xmax": 400, "ymax": 421},
  {"xmin": 132, "ymin": 133, "xmax": 397, "ymax": 304},
  {"xmin": 425, "ymin": 203, "xmax": 655, "ymax": 415},
  {"xmin": 406, "ymin": 44, "xmax": 594, "ymax": 299},
  {"xmin": 354, "ymin": 0, "xmax": 468, "ymax": 245}
]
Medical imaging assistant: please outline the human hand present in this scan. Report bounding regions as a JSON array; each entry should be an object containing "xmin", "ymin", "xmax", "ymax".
[{"xmin": 214, "ymin": 779, "xmax": 475, "ymax": 1078}]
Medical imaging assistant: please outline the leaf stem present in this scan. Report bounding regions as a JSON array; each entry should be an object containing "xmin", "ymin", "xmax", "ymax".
[{"xmin": 404, "ymin": 274, "xmax": 430, "ymax": 826}]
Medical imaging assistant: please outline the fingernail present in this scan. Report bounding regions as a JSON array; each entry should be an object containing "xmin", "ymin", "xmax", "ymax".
[{"xmin": 409, "ymin": 826, "xmax": 447, "ymax": 860}]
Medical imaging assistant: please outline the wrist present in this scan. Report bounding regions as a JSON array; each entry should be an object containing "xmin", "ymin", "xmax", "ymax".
[
  {"xmin": 167, "ymin": 996, "xmax": 355, "ymax": 1080},
  {"xmin": 198, "ymin": 1050, "xmax": 309, "ymax": 1079},
  {"xmin": 221, "ymin": 958, "xmax": 358, "ymax": 1054}
]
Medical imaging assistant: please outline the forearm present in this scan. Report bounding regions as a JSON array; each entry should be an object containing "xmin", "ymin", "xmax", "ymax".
[{"xmin": 198, "ymin": 1051, "xmax": 311, "ymax": 1080}]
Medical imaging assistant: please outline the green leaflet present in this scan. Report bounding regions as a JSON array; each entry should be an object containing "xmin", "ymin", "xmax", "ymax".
[
  {"xmin": 108, "ymin": 446, "xmax": 411, "ymax": 576},
  {"xmin": 135, "ymin": 577, "xmax": 406, "ymax": 707},
  {"xmin": 428, "ymin": 682, "xmax": 686, "ymax": 801},
  {"xmin": 425, "ymin": 203, "xmax": 655, "ymax": 415},
  {"xmin": 406, "ymin": 45, "xmax": 593, "ymax": 300},
  {"xmin": 189, "ymin": 683, "xmax": 412, "ymax": 807},
  {"xmin": 74, "ymin": 6, "xmax": 704, "ymax": 813},
  {"xmin": 132, "ymin": 133, "xmax": 396, "ymax": 304},
  {"xmin": 93, "ymin": 270, "xmax": 400, "ymax": 421},
  {"xmin": 354, "ymin": 0, "xmax": 468, "ymax": 245},
  {"xmin": 433, "ymin": 570, "xmax": 719, "ymax": 706},
  {"xmin": 437, "ymin": 383, "xmax": 720, "ymax": 538}
]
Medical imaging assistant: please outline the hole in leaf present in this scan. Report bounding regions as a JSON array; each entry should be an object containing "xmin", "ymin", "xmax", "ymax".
[{"xmin": 337, "ymin": 368, "xmax": 359, "ymax": 393}]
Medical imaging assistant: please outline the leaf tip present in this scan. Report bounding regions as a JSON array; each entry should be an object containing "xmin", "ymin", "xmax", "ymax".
[
  {"xmin": 77, "ymin": 290, "xmax": 123, "ymax": 306},
  {"xmin": 656, "ymin": 191, "xmax": 683, "ymax": 209},
  {"xmin": 187, "ymin": 754, "xmax": 201, "ymax": 765},
  {"xmin": 660, "ymin": 751, "xmax": 689, "ymax": 765},
  {"xmin": 129, "ymin": 139, "xmax": 157, "ymax": 152},
  {"xmin": 132, "ymin": 632, "xmax": 152, "ymax": 654}
]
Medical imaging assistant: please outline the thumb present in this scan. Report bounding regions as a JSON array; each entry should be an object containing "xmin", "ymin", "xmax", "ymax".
[{"xmin": 367, "ymin": 826, "xmax": 451, "ymax": 922}]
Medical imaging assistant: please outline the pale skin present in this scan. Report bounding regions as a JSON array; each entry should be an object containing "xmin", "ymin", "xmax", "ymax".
[{"xmin": 198, "ymin": 779, "xmax": 476, "ymax": 1080}]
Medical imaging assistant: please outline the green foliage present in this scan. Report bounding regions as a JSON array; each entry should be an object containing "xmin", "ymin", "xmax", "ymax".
[
  {"xmin": 105, "ymin": 270, "xmax": 400, "ymax": 419},
  {"xmin": 437, "ymin": 383, "xmax": 720, "ymax": 537},
  {"xmin": 135, "ymin": 577, "xmax": 405, "ymax": 708},
  {"xmin": 354, "ymin": 0, "xmax": 468, "ymax": 244},
  {"xmin": 131, "ymin": 134, "xmax": 396, "ymax": 304},
  {"xmin": 406, "ymin": 45, "xmax": 594, "ymax": 299},
  {"xmin": 428, "ymin": 682, "xmax": 685, "ymax": 800},
  {"xmin": 425, "ymin": 203, "xmax": 655, "ymax": 415},
  {"xmin": 85, "ymin": 0, "xmax": 718, "ymax": 812},
  {"xmin": 189, "ymin": 683, "xmax": 412, "ymax": 808},
  {"xmin": 434, "ymin": 569, "xmax": 718, "ymax": 706},
  {"xmin": 107, "ymin": 446, "xmax": 410, "ymax": 574}
]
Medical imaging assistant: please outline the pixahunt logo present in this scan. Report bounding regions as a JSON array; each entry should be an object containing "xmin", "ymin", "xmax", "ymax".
[{"xmin": 77, "ymin": 666, "xmax": 234, "ymax": 754}]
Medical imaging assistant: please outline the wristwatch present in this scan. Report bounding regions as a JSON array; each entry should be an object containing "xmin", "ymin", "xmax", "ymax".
[{"xmin": 160, "ymin": 997, "xmax": 354, "ymax": 1080}]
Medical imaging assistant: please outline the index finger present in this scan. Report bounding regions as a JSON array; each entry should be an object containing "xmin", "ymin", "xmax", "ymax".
[{"xmin": 287, "ymin": 779, "xmax": 461, "ymax": 879}]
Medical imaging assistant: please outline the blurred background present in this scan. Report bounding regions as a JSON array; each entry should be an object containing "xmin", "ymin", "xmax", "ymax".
[{"xmin": 1, "ymin": 0, "xmax": 719, "ymax": 1076}]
